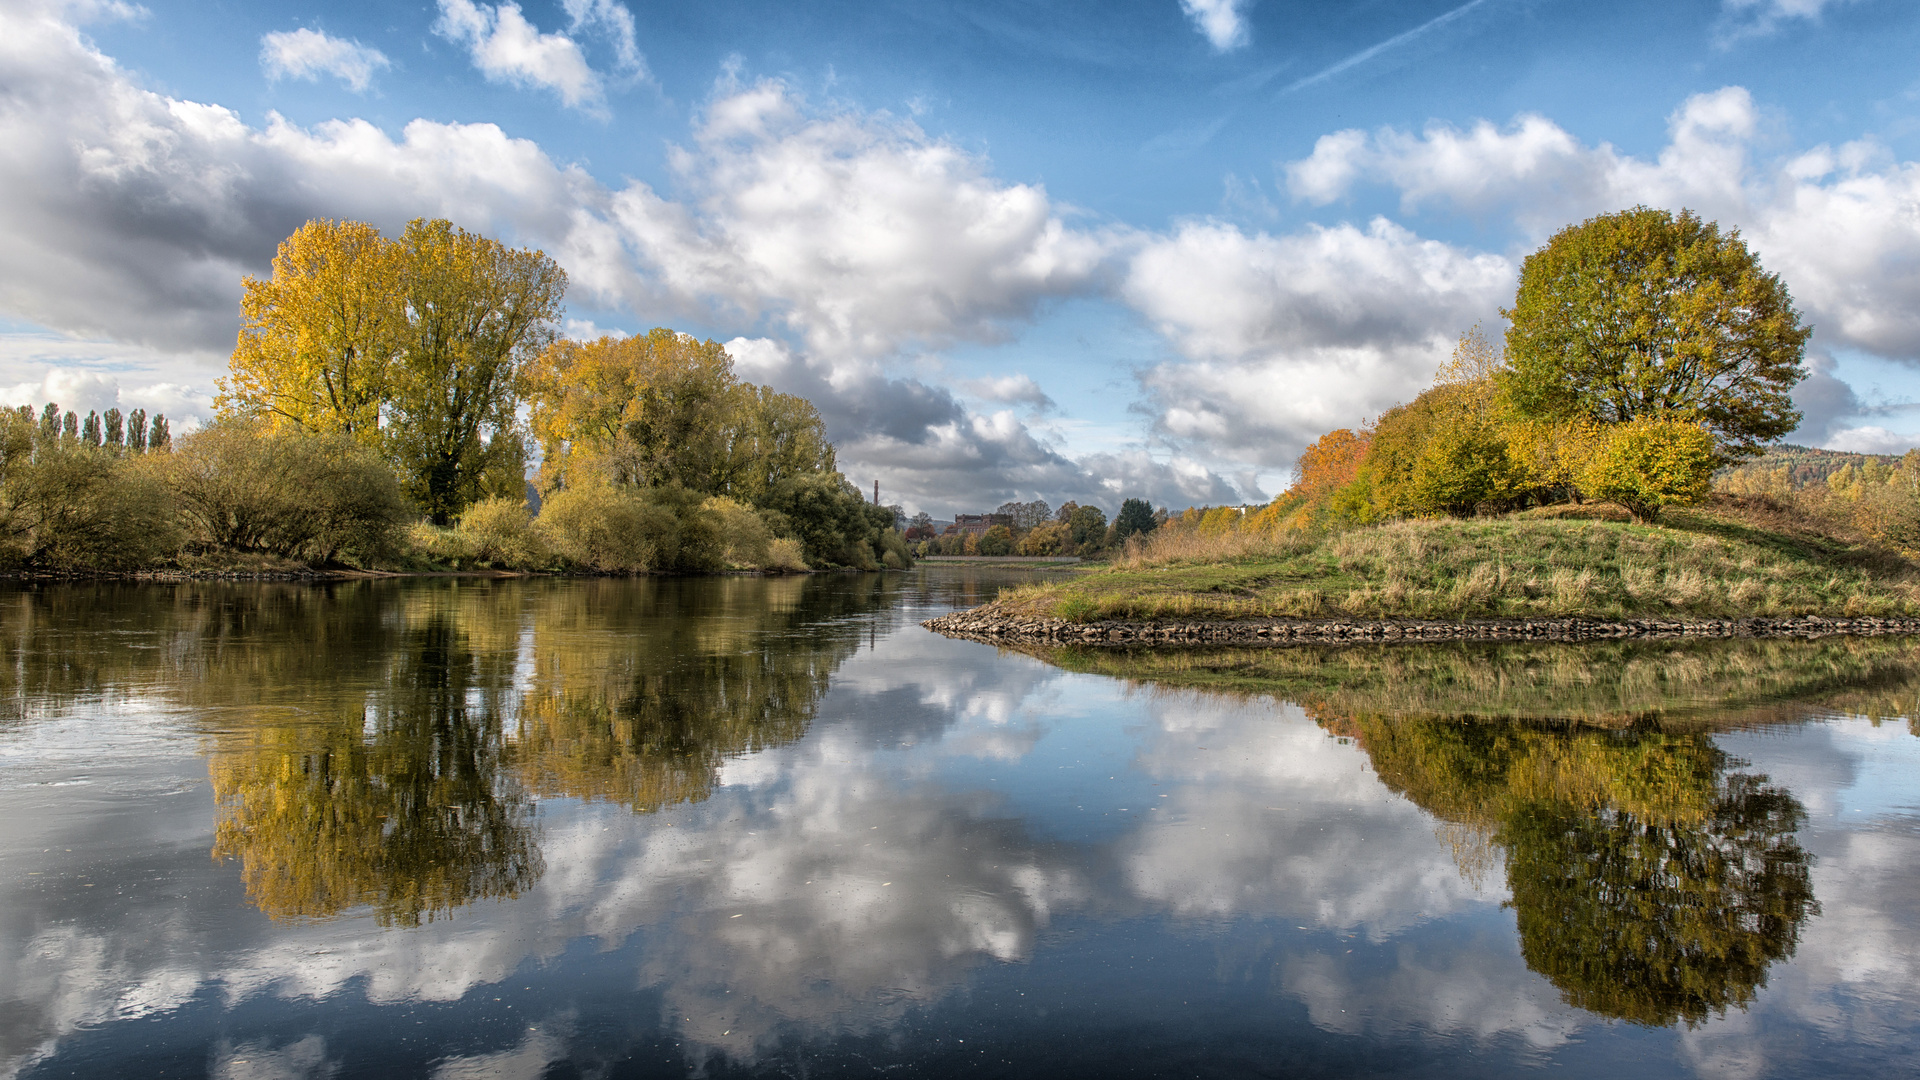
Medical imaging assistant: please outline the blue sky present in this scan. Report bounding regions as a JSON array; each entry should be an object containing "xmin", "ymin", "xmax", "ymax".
[{"xmin": 3, "ymin": 0, "xmax": 1919, "ymax": 514}]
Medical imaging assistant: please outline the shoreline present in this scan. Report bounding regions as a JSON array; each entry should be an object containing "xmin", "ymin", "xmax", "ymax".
[
  {"xmin": 922, "ymin": 609, "xmax": 1920, "ymax": 646},
  {"xmin": 0, "ymin": 566, "xmax": 854, "ymax": 584}
]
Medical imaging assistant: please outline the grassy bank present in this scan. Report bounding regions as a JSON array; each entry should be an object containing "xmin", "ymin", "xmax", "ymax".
[{"xmin": 985, "ymin": 497, "xmax": 1920, "ymax": 623}]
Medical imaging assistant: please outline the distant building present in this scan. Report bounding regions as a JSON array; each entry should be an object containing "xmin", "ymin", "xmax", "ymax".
[{"xmin": 944, "ymin": 513, "xmax": 1013, "ymax": 537}]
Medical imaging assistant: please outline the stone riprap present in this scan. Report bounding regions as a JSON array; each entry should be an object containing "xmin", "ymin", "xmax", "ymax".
[{"xmin": 923, "ymin": 609, "xmax": 1920, "ymax": 646}]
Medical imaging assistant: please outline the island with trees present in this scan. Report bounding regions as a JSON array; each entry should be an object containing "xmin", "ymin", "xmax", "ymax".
[
  {"xmin": 929, "ymin": 206, "xmax": 1920, "ymax": 644},
  {"xmin": 0, "ymin": 217, "xmax": 909, "ymax": 577}
]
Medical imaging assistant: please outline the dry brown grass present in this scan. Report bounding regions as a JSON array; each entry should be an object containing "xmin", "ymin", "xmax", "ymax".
[{"xmin": 992, "ymin": 507, "xmax": 1920, "ymax": 623}]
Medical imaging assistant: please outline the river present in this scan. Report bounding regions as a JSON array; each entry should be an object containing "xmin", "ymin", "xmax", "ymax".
[{"xmin": 2, "ymin": 570, "xmax": 1917, "ymax": 1078}]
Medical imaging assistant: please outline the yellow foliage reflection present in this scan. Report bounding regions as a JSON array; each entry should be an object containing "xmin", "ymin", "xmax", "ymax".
[
  {"xmin": 1332, "ymin": 713, "xmax": 1817, "ymax": 1028},
  {"xmin": 209, "ymin": 617, "xmax": 542, "ymax": 925},
  {"xmin": 161, "ymin": 575, "xmax": 881, "ymax": 922},
  {"xmin": 1022, "ymin": 637, "xmax": 1865, "ymax": 1028},
  {"xmin": 508, "ymin": 576, "xmax": 848, "ymax": 810}
]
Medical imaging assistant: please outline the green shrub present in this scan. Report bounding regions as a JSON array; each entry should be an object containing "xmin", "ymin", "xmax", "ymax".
[
  {"xmin": 702, "ymin": 495, "xmax": 773, "ymax": 568},
  {"xmin": 1019, "ymin": 520, "xmax": 1068, "ymax": 555},
  {"xmin": 765, "ymin": 537, "xmax": 809, "ymax": 572},
  {"xmin": 1367, "ymin": 383, "xmax": 1517, "ymax": 517},
  {"xmin": 405, "ymin": 521, "xmax": 473, "ymax": 565},
  {"xmin": 979, "ymin": 524, "xmax": 1014, "ymax": 555},
  {"xmin": 165, "ymin": 419, "xmax": 409, "ymax": 564},
  {"xmin": 457, "ymin": 496, "xmax": 548, "ymax": 568},
  {"xmin": 536, "ymin": 484, "xmax": 678, "ymax": 572},
  {"xmin": 1578, "ymin": 418, "xmax": 1717, "ymax": 523},
  {"xmin": 0, "ymin": 440, "xmax": 180, "ymax": 570},
  {"xmin": 1066, "ymin": 504, "xmax": 1107, "ymax": 550},
  {"xmin": 760, "ymin": 471, "xmax": 897, "ymax": 568}
]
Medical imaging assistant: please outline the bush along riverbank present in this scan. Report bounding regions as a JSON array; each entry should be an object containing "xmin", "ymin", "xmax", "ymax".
[
  {"xmin": 925, "ymin": 499, "xmax": 1920, "ymax": 645},
  {"xmin": 0, "ymin": 406, "xmax": 910, "ymax": 579}
]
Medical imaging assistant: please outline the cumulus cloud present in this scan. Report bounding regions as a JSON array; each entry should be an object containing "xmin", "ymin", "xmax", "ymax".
[
  {"xmin": 0, "ymin": 0, "xmax": 620, "ymax": 353},
  {"xmin": 0, "ymin": 367, "xmax": 208, "ymax": 428},
  {"xmin": 1178, "ymin": 0, "xmax": 1250, "ymax": 51},
  {"xmin": 1787, "ymin": 353, "xmax": 1865, "ymax": 446},
  {"xmin": 1821, "ymin": 425, "xmax": 1920, "ymax": 455},
  {"xmin": 725, "ymin": 337, "xmax": 1241, "ymax": 513},
  {"xmin": 615, "ymin": 80, "xmax": 1120, "ymax": 359},
  {"xmin": 1122, "ymin": 218, "xmax": 1513, "ymax": 467},
  {"xmin": 1277, "ymin": 87, "xmax": 1920, "ymax": 369},
  {"xmin": 960, "ymin": 374, "xmax": 1054, "ymax": 411},
  {"xmin": 433, "ymin": 0, "xmax": 604, "ymax": 109},
  {"xmin": 258, "ymin": 28, "xmax": 390, "ymax": 92}
]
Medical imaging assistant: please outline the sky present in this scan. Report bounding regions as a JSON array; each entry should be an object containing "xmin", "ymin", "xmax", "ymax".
[{"xmin": 3, "ymin": 0, "xmax": 1920, "ymax": 515}]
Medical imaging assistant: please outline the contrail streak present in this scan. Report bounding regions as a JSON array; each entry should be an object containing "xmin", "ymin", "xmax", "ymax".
[{"xmin": 1280, "ymin": 0, "xmax": 1491, "ymax": 96}]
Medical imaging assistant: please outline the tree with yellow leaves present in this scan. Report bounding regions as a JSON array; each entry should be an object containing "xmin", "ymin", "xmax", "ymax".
[
  {"xmin": 385, "ymin": 219, "xmax": 566, "ymax": 522},
  {"xmin": 525, "ymin": 329, "xmax": 834, "ymax": 501},
  {"xmin": 223, "ymin": 219, "xmax": 403, "ymax": 440},
  {"xmin": 222, "ymin": 218, "xmax": 566, "ymax": 523}
]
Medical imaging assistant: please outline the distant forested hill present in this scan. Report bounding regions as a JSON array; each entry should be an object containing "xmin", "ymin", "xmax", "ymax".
[{"xmin": 1721, "ymin": 444, "xmax": 1902, "ymax": 486}]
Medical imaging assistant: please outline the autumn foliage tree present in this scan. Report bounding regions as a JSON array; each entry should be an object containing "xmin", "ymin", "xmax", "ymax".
[
  {"xmin": 222, "ymin": 217, "xmax": 566, "ymax": 523},
  {"xmin": 225, "ymin": 219, "xmax": 402, "ymax": 440},
  {"xmin": 1501, "ymin": 207, "xmax": 1809, "ymax": 463},
  {"xmin": 523, "ymin": 328, "xmax": 834, "ymax": 501}
]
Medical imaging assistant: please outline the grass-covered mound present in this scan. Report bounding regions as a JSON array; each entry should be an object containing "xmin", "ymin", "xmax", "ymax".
[{"xmin": 988, "ymin": 499, "xmax": 1920, "ymax": 624}]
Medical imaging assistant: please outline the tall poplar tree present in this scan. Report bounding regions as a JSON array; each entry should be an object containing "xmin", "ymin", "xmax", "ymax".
[
  {"xmin": 385, "ymin": 219, "xmax": 566, "ymax": 523},
  {"xmin": 223, "ymin": 219, "xmax": 403, "ymax": 440}
]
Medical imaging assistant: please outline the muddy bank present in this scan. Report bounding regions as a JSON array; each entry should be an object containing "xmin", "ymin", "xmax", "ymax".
[{"xmin": 923, "ymin": 609, "xmax": 1920, "ymax": 646}]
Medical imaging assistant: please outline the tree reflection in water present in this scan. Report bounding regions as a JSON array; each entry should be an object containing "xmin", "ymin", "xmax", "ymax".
[
  {"xmin": 208, "ymin": 615, "xmax": 543, "ymax": 926},
  {"xmin": 153, "ymin": 576, "xmax": 875, "ymax": 923},
  {"xmin": 1333, "ymin": 715, "xmax": 1817, "ymax": 1027},
  {"xmin": 1028, "ymin": 637, "xmax": 1870, "ymax": 1028},
  {"xmin": 508, "ymin": 577, "xmax": 841, "ymax": 811},
  {"xmin": 1503, "ymin": 771, "xmax": 1815, "ymax": 1026}
]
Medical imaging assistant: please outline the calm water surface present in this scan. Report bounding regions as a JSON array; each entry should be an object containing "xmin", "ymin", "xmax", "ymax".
[{"xmin": 3, "ymin": 571, "xmax": 1919, "ymax": 1078}]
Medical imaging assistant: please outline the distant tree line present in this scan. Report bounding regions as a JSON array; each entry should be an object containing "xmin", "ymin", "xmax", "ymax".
[
  {"xmin": 908, "ymin": 496, "xmax": 1160, "ymax": 557},
  {"xmin": 0, "ymin": 217, "xmax": 909, "ymax": 575}
]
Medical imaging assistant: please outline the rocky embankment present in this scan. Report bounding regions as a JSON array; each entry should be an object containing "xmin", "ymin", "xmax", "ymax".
[{"xmin": 923, "ymin": 609, "xmax": 1920, "ymax": 645}]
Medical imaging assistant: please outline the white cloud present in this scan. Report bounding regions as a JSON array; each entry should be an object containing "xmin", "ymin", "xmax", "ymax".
[
  {"xmin": 1278, "ymin": 86, "xmax": 1920, "ymax": 367},
  {"xmin": 618, "ymin": 79, "xmax": 1120, "ymax": 360},
  {"xmin": 560, "ymin": 317, "xmax": 627, "ymax": 341},
  {"xmin": 960, "ymin": 374, "xmax": 1054, "ymax": 411},
  {"xmin": 1821, "ymin": 425, "xmax": 1920, "ymax": 455},
  {"xmin": 561, "ymin": 0, "xmax": 644, "ymax": 74},
  {"xmin": 724, "ymin": 337, "xmax": 1241, "ymax": 514},
  {"xmin": 0, "ymin": 367, "xmax": 207, "ymax": 428},
  {"xmin": 433, "ymin": 0, "xmax": 604, "ymax": 110},
  {"xmin": 1122, "ymin": 218, "xmax": 1513, "ymax": 466},
  {"xmin": 1178, "ymin": 0, "xmax": 1250, "ymax": 51},
  {"xmin": 1716, "ymin": 0, "xmax": 1855, "ymax": 44},
  {"xmin": 259, "ymin": 28, "xmax": 390, "ymax": 92}
]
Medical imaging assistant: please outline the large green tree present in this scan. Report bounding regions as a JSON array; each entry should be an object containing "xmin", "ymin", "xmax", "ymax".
[{"xmin": 1500, "ymin": 207, "xmax": 1810, "ymax": 462}]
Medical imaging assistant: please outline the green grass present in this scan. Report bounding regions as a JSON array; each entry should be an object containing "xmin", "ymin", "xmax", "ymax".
[{"xmin": 988, "ymin": 506, "xmax": 1920, "ymax": 623}]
